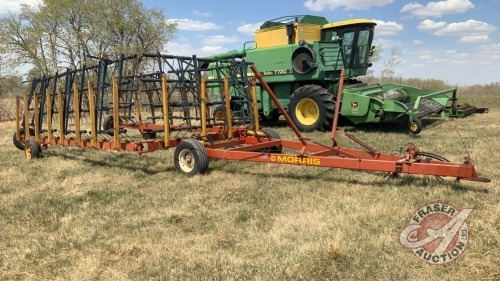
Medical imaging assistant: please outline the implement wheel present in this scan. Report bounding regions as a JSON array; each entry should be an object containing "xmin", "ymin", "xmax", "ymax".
[
  {"xmin": 174, "ymin": 139, "xmax": 209, "ymax": 176},
  {"xmin": 259, "ymin": 127, "xmax": 282, "ymax": 153},
  {"xmin": 24, "ymin": 139, "xmax": 41, "ymax": 159},
  {"xmin": 260, "ymin": 109, "xmax": 280, "ymax": 123},
  {"xmin": 409, "ymin": 117, "xmax": 423, "ymax": 135},
  {"xmin": 212, "ymin": 105, "xmax": 226, "ymax": 124},
  {"xmin": 103, "ymin": 116, "xmax": 114, "ymax": 131},
  {"xmin": 13, "ymin": 127, "xmax": 34, "ymax": 150},
  {"xmin": 288, "ymin": 85, "xmax": 334, "ymax": 132}
]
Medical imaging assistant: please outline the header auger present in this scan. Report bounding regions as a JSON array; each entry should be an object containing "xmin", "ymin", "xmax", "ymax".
[{"xmin": 13, "ymin": 53, "xmax": 489, "ymax": 183}]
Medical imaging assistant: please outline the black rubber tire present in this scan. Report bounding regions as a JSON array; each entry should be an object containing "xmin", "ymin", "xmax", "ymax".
[
  {"xmin": 260, "ymin": 110, "xmax": 280, "ymax": 123},
  {"xmin": 260, "ymin": 127, "xmax": 282, "ymax": 153},
  {"xmin": 13, "ymin": 127, "xmax": 34, "ymax": 150},
  {"xmin": 174, "ymin": 139, "xmax": 209, "ymax": 176},
  {"xmin": 409, "ymin": 117, "xmax": 423, "ymax": 134},
  {"xmin": 24, "ymin": 138, "xmax": 41, "ymax": 159},
  {"xmin": 287, "ymin": 84, "xmax": 335, "ymax": 132},
  {"xmin": 141, "ymin": 132, "xmax": 157, "ymax": 139},
  {"xmin": 212, "ymin": 105, "xmax": 226, "ymax": 124},
  {"xmin": 451, "ymin": 102, "xmax": 458, "ymax": 115},
  {"xmin": 103, "ymin": 116, "xmax": 114, "ymax": 131}
]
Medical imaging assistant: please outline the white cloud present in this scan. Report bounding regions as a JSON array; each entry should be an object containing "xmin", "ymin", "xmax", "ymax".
[
  {"xmin": 434, "ymin": 20, "xmax": 496, "ymax": 37},
  {"xmin": 203, "ymin": 35, "xmax": 239, "ymax": 46},
  {"xmin": 478, "ymin": 43, "xmax": 500, "ymax": 52},
  {"xmin": 200, "ymin": 46, "xmax": 227, "ymax": 53},
  {"xmin": 236, "ymin": 22, "xmax": 263, "ymax": 36},
  {"xmin": 373, "ymin": 20, "xmax": 403, "ymax": 36},
  {"xmin": 393, "ymin": 43, "xmax": 500, "ymax": 84},
  {"xmin": 192, "ymin": 10, "xmax": 212, "ymax": 17},
  {"xmin": 418, "ymin": 19, "xmax": 496, "ymax": 43},
  {"xmin": 410, "ymin": 63, "xmax": 426, "ymax": 67},
  {"xmin": 304, "ymin": 0, "xmax": 393, "ymax": 11},
  {"xmin": 417, "ymin": 19, "xmax": 447, "ymax": 31},
  {"xmin": 413, "ymin": 40, "xmax": 424, "ymax": 45},
  {"xmin": 478, "ymin": 43, "xmax": 500, "ymax": 61},
  {"xmin": 373, "ymin": 38, "xmax": 402, "ymax": 49},
  {"xmin": 458, "ymin": 35, "xmax": 489, "ymax": 43},
  {"xmin": 167, "ymin": 19, "xmax": 223, "ymax": 31},
  {"xmin": 164, "ymin": 41, "xmax": 229, "ymax": 57},
  {"xmin": 0, "ymin": 0, "xmax": 41, "ymax": 13},
  {"xmin": 400, "ymin": 0, "xmax": 475, "ymax": 18},
  {"xmin": 419, "ymin": 54, "xmax": 433, "ymax": 60},
  {"xmin": 377, "ymin": 30, "xmax": 499, "ymax": 85},
  {"xmin": 400, "ymin": 3, "xmax": 422, "ymax": 13},
  {"xmin": 413, "ymin": 49, "xmax": 468, "ymax": 65}
]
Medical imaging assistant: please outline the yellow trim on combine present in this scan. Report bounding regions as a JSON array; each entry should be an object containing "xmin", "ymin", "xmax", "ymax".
[
  {"xmin": 255, "ymin": 23, "xmax": 321, "ymax": 48},
  {"xmin": 322, "ymin": 19, "xmax": 376, "ymax": 29}
]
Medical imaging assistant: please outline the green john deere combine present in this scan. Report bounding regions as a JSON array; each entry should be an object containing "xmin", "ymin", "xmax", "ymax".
[{"xmin": 209, "ymin": 15, "xmax": 484, "ymax": 133}]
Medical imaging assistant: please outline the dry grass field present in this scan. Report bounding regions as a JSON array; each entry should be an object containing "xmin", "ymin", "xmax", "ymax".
[{"xmin": 0, "ymin": 87, "xmax": 499, "ymax": 280}]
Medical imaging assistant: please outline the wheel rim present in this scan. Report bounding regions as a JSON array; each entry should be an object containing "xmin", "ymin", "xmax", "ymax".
[
  {"xmin": 410, "ymin": 122, "xmax": 418, "ymax": 132},
  {"xmin": 295, "ymin": 98, "xmax": 319, "ymax": 126},
  {"xmin": 178, "ymin": 149, "xmax": 195, "ymax": 173},
  {"xmin": 25, "ymin": 142, "xmax": 32, "ymax": 159}
]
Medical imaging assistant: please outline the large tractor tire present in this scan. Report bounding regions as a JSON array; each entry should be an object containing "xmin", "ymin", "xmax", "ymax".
[{"xmin": 287, "ymin": 85, "xmax": 335, "ymax": 132}]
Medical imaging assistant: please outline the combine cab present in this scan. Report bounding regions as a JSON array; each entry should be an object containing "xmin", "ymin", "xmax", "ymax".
[{"xmin": 209, "ymin": 15, "xmax": 486, "ymax": 133}]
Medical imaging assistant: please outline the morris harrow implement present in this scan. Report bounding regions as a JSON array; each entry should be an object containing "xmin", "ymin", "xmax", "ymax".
[{"xmin": 13, "ymin": 54, "xmax": 490, "ymax": 183}]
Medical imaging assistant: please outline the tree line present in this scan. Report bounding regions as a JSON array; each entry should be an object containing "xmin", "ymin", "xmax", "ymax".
[{"xmin": 0, "ymin": 0, "xmax": 177, "ymax": 78}]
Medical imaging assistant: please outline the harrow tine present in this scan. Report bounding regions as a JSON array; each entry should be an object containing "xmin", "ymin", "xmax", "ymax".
[{"xmin": 12, "ymin": 53, "xmax": 489, "ymax": 183}]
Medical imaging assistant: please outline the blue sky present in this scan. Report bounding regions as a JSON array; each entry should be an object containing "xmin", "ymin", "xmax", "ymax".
[
  {"xmin": 2, "ymin": 0, "xmax": 499, "ymax": 85},
  {"xmin": 153, "ymin": 0, "xmax": 500, "ymax": 85}
]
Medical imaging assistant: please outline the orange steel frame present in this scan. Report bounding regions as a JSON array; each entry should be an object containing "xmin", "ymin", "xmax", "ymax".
[
  {"xmin": 203, "ymin": 66, "xmax": 489, "ymax": 182},
  {"xmin": 15, "ymin": 74, "xmax": 246, "ymax": 154},
  {"xmin": 15, "ymin": 66, "xmax": 489, "ymax": 182}
]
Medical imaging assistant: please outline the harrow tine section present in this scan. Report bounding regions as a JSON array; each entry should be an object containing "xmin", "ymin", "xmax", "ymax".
[{"xmin": 11, "ymin": 53, "xmax": 490, "ymax": 183}]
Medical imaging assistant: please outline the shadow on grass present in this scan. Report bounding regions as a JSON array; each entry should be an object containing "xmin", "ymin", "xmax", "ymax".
[
  {"xmin": 344, "ymin": 118, "xmax": 445, "ymax": 135},
  {"xmin": 261, "ymin": 117, "xmax": 446, "ymax": 135},
  {"xmin": 384, "ymin": 173, "xmax": 490, "ymax": 193},
  {"xmin": 39, "ymin": 144, "xmax": 489, "ymax": 193},
  {"xmin": 42, "ymin": 148, "xmax": 173, "ymax": 175},
  {"xmin": 213, "ymin": 162, "xmax": 490, "ymax": 193}
]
